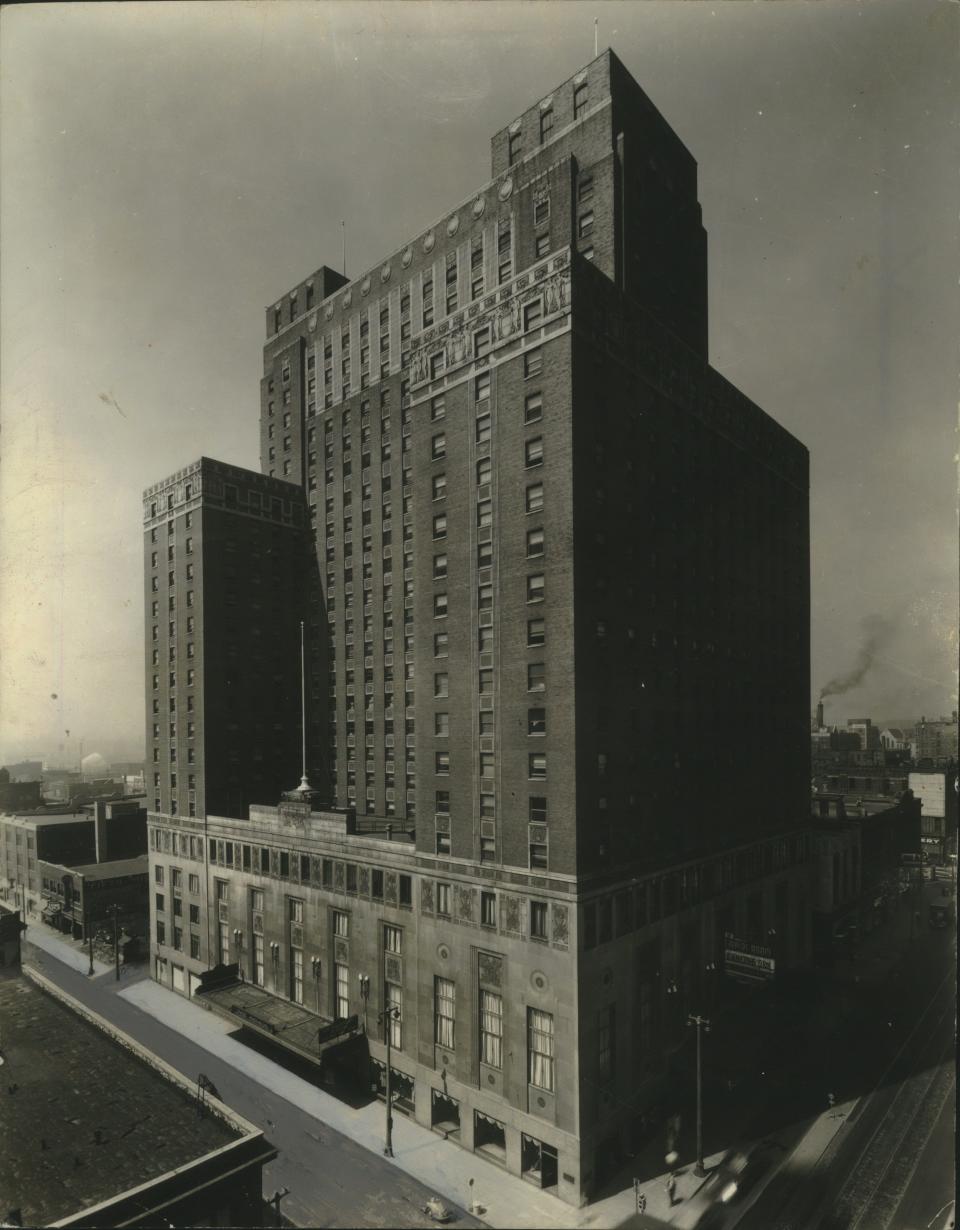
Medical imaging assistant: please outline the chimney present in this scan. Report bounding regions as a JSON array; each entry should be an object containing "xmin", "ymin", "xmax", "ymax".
[{"xmin": 816, "ymin": 701, "xmax": 824, "ymax": 729}]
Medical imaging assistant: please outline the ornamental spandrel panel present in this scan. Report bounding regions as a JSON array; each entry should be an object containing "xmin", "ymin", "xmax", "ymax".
[
  {"xmin": 478, "ymin": 952, "xmax": 502, "ymax": 990},
  {"xmin": 502, "ymin": 894, "xmax": 523, "ymax": 936},
  {"xmin": 334, "ymin": 937, "xmax": 348, "ymax": 964},
  {"xmin": 334, "ymin": 862, "xmax": 345, "ymax": 891},
  {"xmin": 455, "ymin": 885, "xmax": 475, "ymax": 924},
  {"xmin": 385, "ymin": 872, "xmax": 398, "ymax": 906},
  {"xmin": 421, "ymin": 879, "xmax": 434, "ymax": 915},
  {"xmin": 551, "ymin": 904, "xmax": 568, "ymax": 949},
  {"xmin": 358, "ymin": 866, "xmax": 370, "ymax": 896}
]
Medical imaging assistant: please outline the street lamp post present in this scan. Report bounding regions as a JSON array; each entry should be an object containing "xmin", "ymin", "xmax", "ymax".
[
  {"xmin": 87, "ymin": 920, "xmax": 95, "ymax": 976},
  {"xmin": 270, "ymin": 942, "xmax": 281, "ymax": 992},
  {"xmin": 687, "ymin": 1013, "xmax": 711, "ymax": 1178},
  {"xmin": 378, "ymin": 1003, "xmax": 401, "ymax": 1157},
  {"xmin": 110, "ymin": 904, "xmax": 121, "ymax": 981},
  {"xmin": 358, "ymin": 973, "xmax": 370, "ymax": 1033},
  {"xmin": 311, "ymin": 957, "xmax": 322, "ymax": 1014}
]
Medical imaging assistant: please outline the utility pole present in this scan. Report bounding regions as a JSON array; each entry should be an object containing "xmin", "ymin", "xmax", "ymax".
[
  {"xmin": 688, "ymin": 1013, "xmax": 711, "ymax": 1177},
  {"xmin": 378, "ymin": 1003, "xmax": 401, "ymax": 1157},
  {"xmin": 112, "ymin": 905, "xmax": 121, "ymax": 981},
  {"xmin": 87, "ymin": 921, "xmax": 94, "ymax": 977}
]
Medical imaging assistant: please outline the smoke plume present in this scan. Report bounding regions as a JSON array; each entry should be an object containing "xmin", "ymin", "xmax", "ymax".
[{"xmin": 819, "ymin": 614, "xmax": 894, "ymax": 700}]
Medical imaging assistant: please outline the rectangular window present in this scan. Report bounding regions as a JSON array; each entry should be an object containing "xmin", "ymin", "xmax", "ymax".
[
  {"xmin": 435, "ymin": 790, "xmax": 450, "ymax": 815},
  {"xmin": 529, "ymin": 752, "xmax": 547, "ymax": 780},
  {"xmin": 529, "ymin": 796, "xmax": 547, "ymax": 823},
  {"xmin": 524, "ymin": 349, "xmax": 542, "ymax": 379},
  {"xmin": 524, "ymin": 300, "xmax": 543, "ymax": 331},
  {"xmin": 435, "ymin": 751, "xmax": 450, "ymax": 775},
  {"xmin": 475, "ymin": 371, "xmax": 491, "ymax": 403},
  {"xmin": 530, "ymin": 900, "xmax": 548, "ymax": 940},
  {"xmin": 526, "ymin": 527, "xmax": 544, "ymax": 557},
  {"xmin": 476, "ymin": 413, "xmax": 491, "ymax": 446},
  {"xmin": 385, "ymin": 981, "xmax": 402, "ymax": 1048},
  {"xmin": 476, "ymin": 456, "xmax": 492, "ymax": 487},
  {"xmin": 529, "ymin": 842, "xmax": 548, "ymax": 869},
  {"xmin": 434, "ymin": 672, "xmax": 449, "ymax": 698},
  {"xmin": 433, "ymin": 592, "xmax": 448, "ymax": 617},
  {"xmin": 433, "ymin": 513, "xmax": 447, "ymax": 539},
  {"xmin": 525, "ymin": 436, "xmax": 544, "ymax": 468},
  {"xmin": 435, "ymin": 976, "xmax": 456, "ymax": 1049},
  {"xmin": 437, "ymin": 882, "xmax": 452, "ymax": 916},
  {"xmin": 527, "ymin": 662, "xmax": 546, "ymax": 691},
  {"xmin": 384, "ymin": 924, "xmax": 402, "ymax": 955},
  {"xmin": 433, "ymin": 553, "xmax": 448, "ymax": 580},
  {"xmin": 479, "ymin": 668, "xmax": 494, "ymax": 695},
  {"xmin": 477, "ymin": 499, "xmax": 492, "ymax": 528},
  {"xmin": 432, "ymin": 474, "xmax": 447, "ymax": 500},
  {"xmin": 526, "ymin": 573, "xmax": 545, "ymax": 603},
  {"xmin": 574, "ymin": 81, "xmax": 589, "ymax": 118},
  {"xmin": 527, "ymin": 617, "xmax": 545, "ymax": 647},
  {"xmin": 480, "ymin": 792, "xmax": 496, "ymax": 820},
  {"xmin": 335, "ymin": 961, "xmax": 350, "ymax": 1019},
  {"xmin": 526, "ymin": 483, "xmax": 544, "ymax": 513},
  {"xmin": 480, "ymin": 989, "xmax": 503, "ymax": 1068},
  {"xmin": 434, "ymin": 630, "xmax": 449, "ymax": 657},
  {"xmin": 436, "ymin": 831, "xmax": 451, "ymax": 855},
  {"xmin": 578, "ymin": 210, "xmax": 595, "ymax": 238},
  {"xmin": 431, "ymin": 432, "xmax": 446, "ymax": 460},
  {"xmin": 539, "ymin": 108, "xmax": 553, "ymax": 143},
  {"xmin": 481, "ymin": 890, "xmax": 496, "ymax": 927},
  {"xmin": 524, "ymin": 1013, "xmax": 553, "ymax": 1092},
  {"xmin": 435, "ymin": 712, "xmax": 450, "ymax": 736},
  {"xmin": 528, "ymin": 707, "xmax": 546, "ymax": 735},
  {"xmin": 477, "ymin": 540, "xmax": 494, "ymax": 570},
  {"xmin": 333, "ymin": 910, "xmax": 349, "ymax": 938},
  {"xmin": 431, "ymin": 393, "xmax": 445, "ymax": 420},
  {"xmin": 474, "ymin": 329, "xmax": 492, "ymax": 360},
  {"xmin": 479, "ymin": 710, "xmax": 494, "ymax": 736},
  {"xmin": 508, "ymin": 131, "xmax": 521, "ymax": 165}
]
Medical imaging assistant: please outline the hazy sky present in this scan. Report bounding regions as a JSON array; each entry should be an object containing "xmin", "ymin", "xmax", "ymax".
[{"xmin": 1, "ymin": 0, "xmax": 956, "ymax": 766}]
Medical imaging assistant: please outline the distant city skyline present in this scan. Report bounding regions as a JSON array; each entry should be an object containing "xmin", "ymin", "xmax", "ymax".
[{"xmin": 1, "ymin": 1, "xmax": 956, "ymax": 764}]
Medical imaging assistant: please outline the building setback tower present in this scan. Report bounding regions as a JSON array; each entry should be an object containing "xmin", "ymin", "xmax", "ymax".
[
  {"xmin": 146, "ymin": 51, "xmax": 812, "ymax": 1205},
  {"xmin": 143, "ymin": 459, "xmax": 318, "ymax": 821}
]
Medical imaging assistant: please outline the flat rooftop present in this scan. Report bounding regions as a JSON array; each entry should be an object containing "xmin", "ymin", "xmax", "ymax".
[
  {"xmin": 0, "ymin": 971, "xmax": 244, "ymax": 1227},
  {"xmin": 56, "ymin": 855, "xmax": 150, "ymax": 880}
]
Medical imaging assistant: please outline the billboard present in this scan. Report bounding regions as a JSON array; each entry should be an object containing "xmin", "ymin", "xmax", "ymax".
[
  {"xmin": 724, "ymin": 932, "xmax": 775, "ymax": 981},
  {"xmin": 909, "ymin": 772, "xmax": 946, "ymax": 820}
]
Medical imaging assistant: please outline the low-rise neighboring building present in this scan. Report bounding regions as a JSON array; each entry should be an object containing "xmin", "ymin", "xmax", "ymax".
[
  {"xmin": 0, "ymin": 770, "xmax": 42, "ymax": 812},
  {"xmin": 0, "ymin": 800, "xmax": 147, "ymax": 916},
  {"xmin": 39, "ymin": 855, "xmax": 149, "ymax": 945},
  {"xmin": 0, "ymin": 963, "xmax": 275, "ymax": 1227},
  {"xmin": 2, "ymin": 759, "xmax": 43, "ymax": 782},
  {"xmin": 913, "ymin": 715, "xmax": 959, "ymax": 766},
  {"xmin": 809, "ymin": 790, "xmax": 922, "ymax": 964}
]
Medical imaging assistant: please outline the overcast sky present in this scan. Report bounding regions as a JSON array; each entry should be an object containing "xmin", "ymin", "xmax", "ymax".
[{"xmin": 1, "ymin": 0, "xmax": 956, "ymax": 766}]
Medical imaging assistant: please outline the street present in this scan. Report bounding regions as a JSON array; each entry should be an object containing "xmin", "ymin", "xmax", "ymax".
[
  {"xmin": 20, "ymin": 933, "xmax": 481, "ymax": 1230},
  {"xmin": 731, "ymin": 880, "xmax": 956, "ymax": 1230}
]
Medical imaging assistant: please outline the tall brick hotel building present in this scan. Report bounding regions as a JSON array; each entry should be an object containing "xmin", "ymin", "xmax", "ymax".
[{"xmin": 146, "ymin": 51, "xmax": 811, "ymax": 1204}]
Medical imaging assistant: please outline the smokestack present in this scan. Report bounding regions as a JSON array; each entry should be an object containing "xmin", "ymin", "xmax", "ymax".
[{"xmin": 816, "ymin": 701, "xmax": 824, "ymax": 729}]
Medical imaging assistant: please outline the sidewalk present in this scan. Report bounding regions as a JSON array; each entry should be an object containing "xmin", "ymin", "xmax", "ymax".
[
  {"xmin": 118, "ymin": 977, "xmax": 720, "ymax": 1230},
  {"xmin": 22, "ymin": 917, "xmax": 113, "ymax": 977}
]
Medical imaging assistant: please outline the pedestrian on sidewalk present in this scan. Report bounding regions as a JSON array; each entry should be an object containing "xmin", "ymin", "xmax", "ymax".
[{"xmin": 666, "ymin": 1172, "xmax": 677, "ymax": 1206}]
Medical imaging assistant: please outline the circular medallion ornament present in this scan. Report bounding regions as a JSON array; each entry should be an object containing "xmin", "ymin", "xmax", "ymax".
[
  {"xmin": 447, "ymin": 214, "xmax": 460, "ymax": 237},
  {"xmin": 498, "ymin": 176, "xmax": 513, "ymax": 201},
  {"xmin": 423, "ymin": 230, "xmax": 435, "ymax": 253},
  {"xmin": 342, "ymin": 291, "xmax": 352, "ymax": 309},
  {"xmin": 401, "ymin": 246, "xmax": 413, "ymax": 268},
  {"xmin": 473, "ymin": 195, "xmax": 485, "ymax": 219},
  {"xmin": 437, "ymin": 943, "xmax": 450, "ymax": 961},
  {"xmin": 361, "ymin": 277, "xmax": 371, "ymax": 296},
  {"xmin": 381, "ymin": 262, "xmax": 392, "ymax": 283},
  {"xmin": 531, "ymin": 970, "xmax": 548, "ymax": 991},
  {"xmin": 324, "ymin": 304, "xmax": 334, "ymax": 320}
]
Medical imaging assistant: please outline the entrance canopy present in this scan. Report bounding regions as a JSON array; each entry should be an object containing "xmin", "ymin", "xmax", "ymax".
[{"xmin": 196, "ymin": 977, "xmax": 359, "ymax": 1066}]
